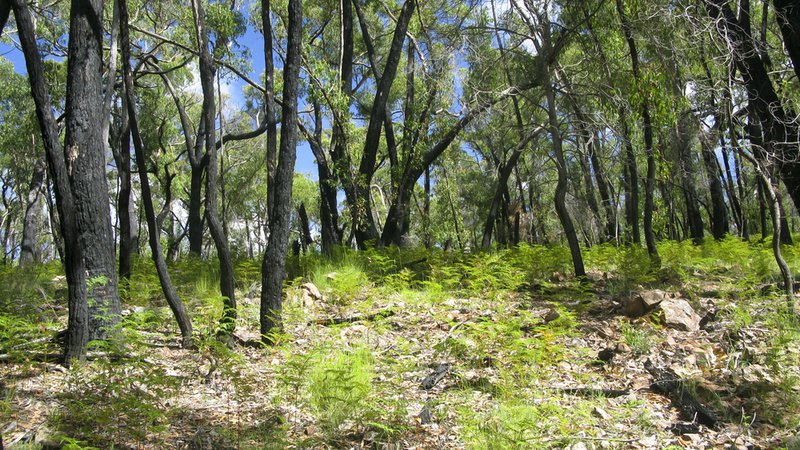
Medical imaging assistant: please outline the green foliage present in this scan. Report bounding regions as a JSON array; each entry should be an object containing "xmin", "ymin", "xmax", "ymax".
[
  {"xmin": 620, "ymin": 321, "xmax": 654, "ymax": 355},
  {"xmin": 459, "ymin": 399, "xmax": 595, "ymax": 449},
  {"xmin": 308, "ymin": 346, "xmax": 375, "ymax": 434}
]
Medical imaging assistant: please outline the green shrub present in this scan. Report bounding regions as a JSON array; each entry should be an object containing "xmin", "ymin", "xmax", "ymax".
[{"xmin": 308, "ymin": 346, "xmax": 375, "ymax": 433}]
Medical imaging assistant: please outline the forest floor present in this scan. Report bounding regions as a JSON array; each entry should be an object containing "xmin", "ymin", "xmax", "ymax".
[{"xmin": 1, "ymin": 243, "xmax": 800, "ymax": 449}]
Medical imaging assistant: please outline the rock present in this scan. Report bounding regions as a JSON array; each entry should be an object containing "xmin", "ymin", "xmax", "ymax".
[
  {"xmin": 658, "ymin": 298, "xmax": 701, "ymax": 331},
  {"xmin": 640, "ymin": 289, "xmax": 668, "ymax": 308},
  {"xmin": 595, "ymin": 347, "xmax": 616, "ymax": 365},
  {"xmin": 592, "ymin": 406, "xmax": 611, "ymax": 420},
  {"xmin": 621, "ymin": 295, "xmax": 645, "ymax": 317},
  {"xmin": 300, "ymin": 283, "xmax": 322, "ymax": 301},
  {"xmin": 623, "ymin": 290, "xmax": 669, "ymax": 318},
  {"xmin": 543, "ymin": 309, "xmax": 560, "ymax": 323}
]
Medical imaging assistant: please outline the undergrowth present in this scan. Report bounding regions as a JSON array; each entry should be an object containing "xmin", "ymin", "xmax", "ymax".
[{"xmin": 0, "ymin": 238, "xmax": 798, "ymax": 447}]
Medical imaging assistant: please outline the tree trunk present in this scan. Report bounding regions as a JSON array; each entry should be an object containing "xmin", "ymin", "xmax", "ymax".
[
  {"xmin": 353, "ymin": 0, "xmax": 415, "ymax": 248},
  {"xmin": 191, "ymin": 0, "xmax": 237, "ymax": 334},
  {"xmin": 700, "ymin": 128, "xmax": 730, "ymax": 240},
  {"xmin": 119, "ymin": 0, "xmax": 193, "ymax": 347},
  {"xmin": 298, "ymin": 202, "xmax": 312, "ymax": 252},
  {"xmin": 706, "ymin": 0, "xmax": 800, "ymax": 210},
  {"xmin": 20, "ymin": 155, "xmax": 45, "ymax": 265},
  {"xmin": 482, "ymin": 129, "xmax": 543, "ymax": 249},
  {"xmin": 12, "ymin": 0, "xmax": 89, "ymax": 363},
  {"xmin": 773, "ymin": 0, "xmax": 800, "ymax": 82},
  {"xmin": 675, "ymin": 113, "xmax": 704, "ymax": 243},
  {"xmin": 113, "ymin": 98, "xmax": 134, "ymax": 281},
  {"xmin": 616, "ymin": 0, "xmax": 658, "ymax": 261},
  {"xmin": 261, "ymin": 0, "xmax": 301, "ymax": 341},
  {"xmin": 65, "ymin": 0, "xmax": 121, "ymax": 341},
  {"xmin": 188, "ymin": 164, "xmax": 204, "ymax": 257}
]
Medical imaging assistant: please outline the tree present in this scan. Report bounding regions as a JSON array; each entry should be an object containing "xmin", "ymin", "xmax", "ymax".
[
  {"xmin": 11, "ymin": 0, "xmax": 89, "ymax": 362},
  {"xmin": 118, "ymin": 0, "xmax": 193, "ymax": 347},
  {"xmin": 261, "ymin": 0, "xmax": 302, "ymax": 341}
]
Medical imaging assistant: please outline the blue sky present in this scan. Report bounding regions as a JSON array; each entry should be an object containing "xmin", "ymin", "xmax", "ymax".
[{"xmin": 0, "ymin": 14, "xmax": 320, "ymax": 181}]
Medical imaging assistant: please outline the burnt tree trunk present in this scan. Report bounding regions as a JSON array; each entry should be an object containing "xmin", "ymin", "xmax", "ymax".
[
  {"xmin": 191, "ymin": 0, "xmax": 237, "ymax": 334},
  {"xmin": 64, "ymin": 0, "xmax": 121, "ymax": 341},
  {"xmin": 119, "ymin": 0, "xmax": 193, "ymax": 347},
  {"xmin": 353, "ymin": 0, "xmax": 415, "ymax": 248},
  {"xmin": 617, "ymin": 0, "xmax": 658, "ymax": 261},
  {"xmin": 261, "ymin": 0, "xmax": 302, "ymax": 341},
  {"xmin": 12, "ymin": 0, "xmax": 89, "ymax": 363}
]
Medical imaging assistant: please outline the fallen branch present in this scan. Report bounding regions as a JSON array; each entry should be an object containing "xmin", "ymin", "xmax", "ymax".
[
  {"xmin": 644, "ymin": 359, "xmax": 719, "ymax": 429},
  {"xmin": 310, "ymin": 309, "xmax": 395, "ymax": 326},
  {"xmin": 554, "ymin": 387, "xmax": 630, "ymax": 398},
  {"xmin": 421, "ymin": 362, "xmax": 451, "ymax": 390}
]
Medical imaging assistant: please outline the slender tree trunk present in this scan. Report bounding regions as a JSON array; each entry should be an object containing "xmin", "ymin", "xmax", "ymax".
[
  {"xmin": 113, "ymin": 98, "xmax": 133, "ymax": 280},
  {"xmin": 261, "ymin": 0, "xmax": 301, "ymax": 341},
  {"xmin": 621, "ymin": 118, "xmax": 641, "ymax": 244},
  {"xmin": 191, "ymin": 0, "xmax": 237, "ymax": 334},
  {"xmin": 773, "ymin": 0, "xmax": 800, "ymax": 82},
  {"xmin": 188, "ymin": 164, "xmax": 204, "ymax": 256},
  {"xmin": 65, "ymin": 0, "xmax": 121, "ymax": 341},
  {"xmin": 298, "ymin": 202, "xmax": 312, "ymax": 252},
  {"xmin": 353, "ymin": 0, "xmax": 415, "ymax": 248},
  {"xmin": 707, "ymin": 0, "xmax": 800, "ymax": 210},
  {"xmin": 616, "ymin": 0, "xmax": 659, "ymax": 261},
  {"xmin": 545, "ymin": 58, "xmax": 584, "ymax": 275},
  {"xmin": 119, "ymin": 0, "xmax": 192, "ymax": 347},
  {"xmin": 20, "ymin": 155, "xmax": 45, "ymax": 265},
  {"xmin": 12, "ymin": 0, "xmax": 89, "ymax": 363},
  {"xmin": 701, "ymin": 128, "xmax": 730, "ymax": 240},
  {"xmin": 482, "ymin": 129, "xmax": 542, "ymax": 249}
]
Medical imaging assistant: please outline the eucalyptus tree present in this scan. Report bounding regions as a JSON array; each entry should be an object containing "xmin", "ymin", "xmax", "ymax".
[
  {"xmin": 119, "ymin": 0, "xmax": 193, "ymax": 347},
  {"xmin": 703, "ymin": 0, "xmax": 800, "ymax": 211},
  {"xmin": 261, "ymin": 0, "xmax": 302, "ymax": 341},
  {"xmin": 10, "ymin": 0, "xmax": 91, "ymax": 361},
  {"xmin": 616, "ymin": 0, "xmax": 658, "ymax": 259},
  {"xmin": 0, "ymin": 58, "xmax": 46, "ymax": 265}
]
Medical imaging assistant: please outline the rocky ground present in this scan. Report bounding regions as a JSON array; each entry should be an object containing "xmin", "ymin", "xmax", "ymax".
[{"xmin": 2, "ymin": 270, "xmax": 799, "ymax": 449}]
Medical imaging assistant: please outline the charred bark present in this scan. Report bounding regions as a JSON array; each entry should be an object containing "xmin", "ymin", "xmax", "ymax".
[
  {"xmin": 261, "ymin": 0, "xmax": 302, "ymax": 341},
  {"xmin": 12, "ymin": 0, "xmax": 89, "ymax": 363},
  {"xmin": 119, "ymin": 0, "xmax": 193, "ymax": 347},
  {"xmin": 64, "ymin": 0, "xmax": 121, "ymax": 341}
]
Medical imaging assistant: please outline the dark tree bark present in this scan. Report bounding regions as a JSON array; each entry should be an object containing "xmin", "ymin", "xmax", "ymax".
[
  {"xmin": 187, "ymin": 163, "xmax": 204, "ymax": 256},
  {"xmin": 352, "ymin": 0, "xmax": 415, "ymax": 248},
  {"xmin": 706, "ymin": 0, "xmax": 800, "ymax": 210},
  {"xmin": 617, "ymin": 0, "xmax": 658, "ymax": 261},
  {"xmin": 65, "ymin": 0, "xmax": 121, "ymax": 341},
  {"xmin": 298, "ymin": 202, "xmax": 312, "ymax": 252},
  {"xmin": 773, "ymin": 0, "xmax": 800, "ymax": 82},
  {"xmin": 12, "ymin": 0, "xmax": 89, "ymax": 363},
  {"xmin": 261, "ymin": 0, "xmax": 278, "ymax": 217},
  {"xmin": 19, "ymin": 156, "xmax": 46, "ymax": 265},
  {"xmin": 621, "ymin": 118, "xmax": 641, "ymax": 244},
  {"xmin": 546, "ymin": 75, "xmax": 585, "ymax": 277},
  {"xmin": 701, "ymin": 127, "xmax": 730, "ymax": 240},
  {"xmin": 118, "ymin": 0, "xmax": 193, "ymax": 348},
  {"xmin": 191, "ymin": 0, "xmax": 237, "ymax": 334},
  {"xmin": 482, "ymin": 128, "xmax": 543, "ymax": 249},
  {"xmin": 301, "ymin": 102, "xmax": 340, "ymax": 255},
  {"xmin": 0, "ymin": 0, "xmax": 10, "ymax": 37},
  {"xmin": 261, "ymin": 0, "xmax": 301, "ymax": 341},
  {"xmin": 113, "ymin": 98, "xmax": 134, "ymax": 281}
]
